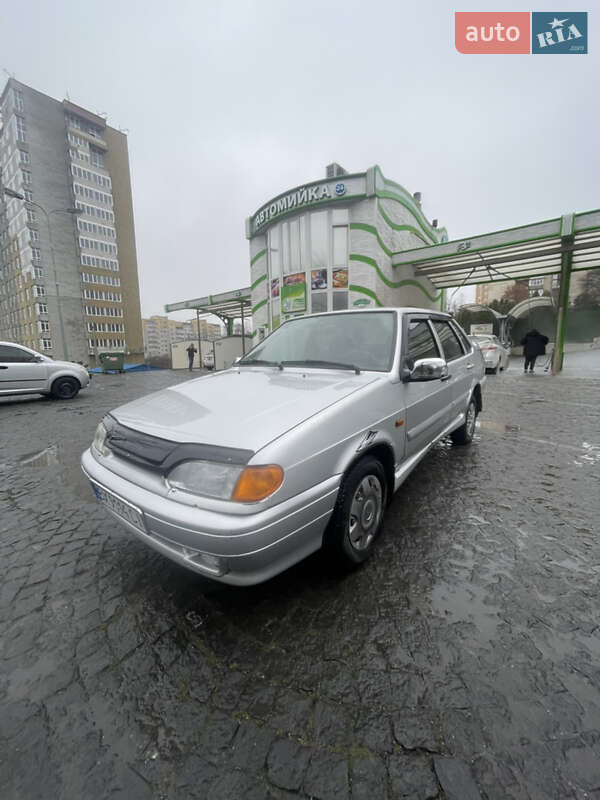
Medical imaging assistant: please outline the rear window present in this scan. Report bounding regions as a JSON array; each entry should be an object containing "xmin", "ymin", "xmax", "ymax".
[{"xmin": 433, "ymin": 321, "xmax": 465, "ymax": 361}]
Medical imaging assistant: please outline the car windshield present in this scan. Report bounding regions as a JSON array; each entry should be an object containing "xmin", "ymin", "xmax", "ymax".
[{"xmin": 240, "ymin": 312, "xmax": 396, "ymax": 372}]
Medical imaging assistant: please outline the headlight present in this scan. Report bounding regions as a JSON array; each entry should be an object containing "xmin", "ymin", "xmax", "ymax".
[
  {"xmin": 92, "ymin": 421, "xmax": 109, "ymax": 456},
  {"xmin": 167, "ymin": 461, "xmax": 283, "ymax": 502}
]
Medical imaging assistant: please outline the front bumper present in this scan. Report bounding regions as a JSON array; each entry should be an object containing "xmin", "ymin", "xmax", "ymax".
[{"xmin": 81, "ymin": 448, "xmax": 339, "ymax": 586}]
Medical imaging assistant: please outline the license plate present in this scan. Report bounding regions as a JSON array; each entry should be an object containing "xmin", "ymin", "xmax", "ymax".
[{"xmin": 91, "ymin": 481, "xmax": 146, "ymax": 533}]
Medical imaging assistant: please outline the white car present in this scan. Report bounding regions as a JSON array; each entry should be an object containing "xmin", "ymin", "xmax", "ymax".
[
  {"xmin": 0, "ymin": 341, "xmax": 90, "ymax": 399},
  {"xmin": 469, "ymin": 334, "xmax": 510, "ymax": 374}
]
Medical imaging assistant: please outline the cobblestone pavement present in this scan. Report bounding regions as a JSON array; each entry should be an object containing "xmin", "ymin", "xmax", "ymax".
[{"xmin": 1, "ymin": 369, "xmax": 599, "ymax": 800}]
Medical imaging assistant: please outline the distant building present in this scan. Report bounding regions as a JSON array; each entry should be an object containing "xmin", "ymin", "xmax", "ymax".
[
  {"xmin": 142, "ymin": 314, "xmax": 221, "ymax": 359},
  {"xmin": 0, "ymin": 79, "xmax": 143, "ymax": 363}
]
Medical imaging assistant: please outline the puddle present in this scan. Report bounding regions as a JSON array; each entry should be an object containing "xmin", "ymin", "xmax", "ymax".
[
  {"xmin": 15, "ymin": 443, "xmax": 93, "ymax": 502},
  {"xmin": 573, "ymin": 442, "xmax": 600, "ymax": 468},
  {"xmin": 18, "ymin": 445, "xmax": 59, "ymax": 468},
  {"xmin": 477, "ymin": 420, "xmax": 521, "ymax": 433},
  {"xmin": 431, "ymin": 581, "xmax": 502, "ymax": 645}
]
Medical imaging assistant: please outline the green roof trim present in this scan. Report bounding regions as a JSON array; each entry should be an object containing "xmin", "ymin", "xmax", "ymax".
[
  {"xmin": 349, "ymin": 253, "xmax": 443, "ymax": 302},
  {"xmin": 251, "ymin": 298, "xmax": 268, "ymax": 315},
  {"xmin": 349, "ymin": 284, "xmax": 383, "ymax": 306},
  {"xmin": 374, "ymin": 165, "xmax": 448, "ymax": 243},
  {"xmin": 250, "ymin": 248, "xmax": 267, "ymax": 267},
  {"xmin": 376, "ymin": 202, "xmax": 431, "ymax": 246},
  {"xmin": 349, "ymin": 222, "xmax": 392, "ymax": 257}
]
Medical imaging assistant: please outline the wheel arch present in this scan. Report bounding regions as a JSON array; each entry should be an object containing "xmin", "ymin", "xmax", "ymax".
[
  {"xmin": 51, "ymin": 373, "xmax": 82, "ymax": 391},
  {"xmin": 338, "ymin": 442, "xmax": 396, "ymax": 506}
]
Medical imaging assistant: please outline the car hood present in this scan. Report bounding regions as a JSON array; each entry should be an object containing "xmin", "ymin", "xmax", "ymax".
[{"xmin": 110, "ymin": 367, "xmax": 381, "ymax": 452}]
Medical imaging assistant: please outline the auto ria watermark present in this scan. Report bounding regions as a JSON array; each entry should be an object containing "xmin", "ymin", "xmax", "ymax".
[{"xmin": 455, "ymin": 12, "xmax": 588, "ymax": 54}]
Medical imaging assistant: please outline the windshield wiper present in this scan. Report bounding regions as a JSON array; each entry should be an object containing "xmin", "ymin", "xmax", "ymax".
[{"xmin": 280, "ymin": 359, "xmax": 361, "ymax": 374}]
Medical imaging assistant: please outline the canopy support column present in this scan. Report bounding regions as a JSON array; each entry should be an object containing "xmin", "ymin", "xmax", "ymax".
[
  {"xmin": 196, "ymin": 309, "xmax": 203, "ymax": 370},
  {"xmin": 552, "ymin": 217, "xmax": 574, "ymax": 374},
  {"xmin": 240, "ymin": 301, "xmax": 246, "ymax": 354}
]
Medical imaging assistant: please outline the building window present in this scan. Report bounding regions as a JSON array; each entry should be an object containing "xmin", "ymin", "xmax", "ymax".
[
  {"xmin": 38, "ymin": 320, "xmax": 50, "ymax": 332},
  {"xmin": 33, "ymin": 267, "xmax": 43, "ymax": 278},
  {"xmin": 333, "ymin": 226, "xmax": 348, "ymax": 266},
  {"xmin": 310, "ymin": 211, "xmax": 328, "ymax": 269},
  {"xmin": 33, "ymin": 285, "xmax": 45, "ymax": 297},
  {"xmin": 332, "ymin": 291, "xmax": 348, "ymax": 311},
  {"xmin": 23, "ymin": 189, "xmax": 33, "ymax": 202},
  {"xmin": 30, "ymin": 229, "xmax": 39, "ymax": 242},
  {"xmin": 19, "ymin": 150, "xmax": 30, "ymax": 164},
  {"xmin": 311, "ymin": 292, "xmax": 328, "ymax": 314},
  {"xmin": 27, "ymin": 208, "xmax": 36, "ymax": 223},
  {"xmin": 22, "ymin": 170, "xmax": 32, "ymax": 185},
  {"xmin": 13, "ymin": 88, "xmax": 24, "ymax": 112},
  {"xmin": 36, "ymin": 303, "xmax": 48, "ymax": 314},
  {"xmin": 40, "ymin": 338, "xmax": 53, "ymax": 350},
  {"xmin": 31, "ymin": 247, "xmax": 41, "ymax": 262},
  {"xmin": 15, "ymin": 115, "xmax": 26, "ymax": 142},
  {"xmin": 90, "ymin": 148, "xmax": 104, "ymax": 168},
  {"xmin": 529, "ymin": 277, "xmax": 544, "ymax": 287}
]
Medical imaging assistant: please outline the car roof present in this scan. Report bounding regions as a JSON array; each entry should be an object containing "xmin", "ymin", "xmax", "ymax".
[{"xmin": 298, "ymin": 307, "xmax": 452, "ymax": 319}]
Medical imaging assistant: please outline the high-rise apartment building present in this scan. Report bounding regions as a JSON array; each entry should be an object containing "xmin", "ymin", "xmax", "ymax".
[{"xmin": 0, "ymin": 79, "xmax": 143, "ymax": 364}]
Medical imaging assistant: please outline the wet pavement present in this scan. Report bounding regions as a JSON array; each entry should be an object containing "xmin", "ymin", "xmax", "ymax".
[{"xmin": 1, "ymin": 368, "xmax": 599, "ymax": 799}]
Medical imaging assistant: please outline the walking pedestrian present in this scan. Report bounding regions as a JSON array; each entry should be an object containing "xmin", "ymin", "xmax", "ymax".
[
  {"xmin": 520, "ymin": 329, "xmax": 549, "ymax": 374},
  {"xmin": 186, "ymin": 343, "xmax": 197, "ymax": 371}
]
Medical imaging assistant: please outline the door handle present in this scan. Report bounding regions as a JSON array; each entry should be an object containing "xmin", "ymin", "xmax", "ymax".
[
  {"xmin": 440, "ymin": 373, "xmax": 451, "ymax": 382},
  {"xmin": 466, "ymin": 363, "xmax": 474, "ymax": 370}
]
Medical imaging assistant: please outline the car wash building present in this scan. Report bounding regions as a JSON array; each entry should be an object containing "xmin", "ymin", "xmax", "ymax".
[{"xmin": 245, "ymin": 165, "xmax": 448, "ymax": 338}]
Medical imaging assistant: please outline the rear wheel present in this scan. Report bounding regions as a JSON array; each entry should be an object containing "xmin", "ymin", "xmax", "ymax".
[
  {"xmin": 51, "ymin": 376, "xmax": 80, "ymax": 400},
  {"xmin": 451, "ymin": 396, "xmax": 477, "ymax": 445},
  {"xmin": 324, "ymin": 456, "xmax": 387, "ymax": 567}
]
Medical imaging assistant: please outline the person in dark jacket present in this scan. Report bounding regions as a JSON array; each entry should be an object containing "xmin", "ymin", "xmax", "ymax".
[
  {"xmin": 520, "ymin": 329, "xmax": 549, "ymax": 374},
  {"xmin": 186, "ymin": 343, "xmax": 197, "ymax": 371}
]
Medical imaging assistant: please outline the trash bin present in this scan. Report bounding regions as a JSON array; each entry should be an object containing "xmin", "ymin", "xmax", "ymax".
[{"xmin": 98, "ymin": 352, "xmax": 125, "ymax": 374}]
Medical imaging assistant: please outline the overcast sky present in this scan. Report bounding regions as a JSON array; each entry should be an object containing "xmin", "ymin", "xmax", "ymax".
[{"xmin": 2, "ymin": 0, "xmax": 598, "ymax": 318}]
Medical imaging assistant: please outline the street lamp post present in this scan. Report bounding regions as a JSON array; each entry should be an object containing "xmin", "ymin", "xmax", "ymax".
[{"xmin": 3, "ymin": 187, "xmax": 82, "ymax": 360}]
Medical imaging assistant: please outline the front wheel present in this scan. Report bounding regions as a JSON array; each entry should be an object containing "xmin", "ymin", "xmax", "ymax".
[
  {"xmin": 324, "ymin": 456, "xmax": 387, "ymax": 567},
  {"xmin": 51, "ymin": 376, "xmax": 80, "ymax": 400},
  {"xmin": 450, "ymin": 396, "xmax": 477, "ymax": 445}
]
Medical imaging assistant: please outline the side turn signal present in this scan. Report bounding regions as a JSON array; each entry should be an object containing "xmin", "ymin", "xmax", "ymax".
[{"xmin": 232, "ymin": 465, "xmax": 284, "ymax": 502}]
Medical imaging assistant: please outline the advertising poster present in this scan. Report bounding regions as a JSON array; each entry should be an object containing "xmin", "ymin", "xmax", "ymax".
[
  {"xmin": 281, "ymin": 273, "xmax": 307, "ymax": 313},
  {"xmin": 333, "ymin": 268, "xmax": 349, "ymax": 289},
  {"xmin": 311, "ymin": 269, "xmax": 327, "ymax": 290},
  {"xmin": 270, "ymin": 278, "xmax": 280, "ymax": 298}
]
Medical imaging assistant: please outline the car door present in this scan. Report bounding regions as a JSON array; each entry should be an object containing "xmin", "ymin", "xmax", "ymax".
[
  {"xmin": 431, "ymin": 320, "xmax": 473, "ymax": 423},
  {"xmin": 0, "ymin": 344, "xmax": 48, "ymax": 394},
  {"xmin": 402, "ymin": 316, "xmax": 453, "ymax": 457}
]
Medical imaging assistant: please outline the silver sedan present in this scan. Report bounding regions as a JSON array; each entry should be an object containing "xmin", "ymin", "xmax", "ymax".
[{"xmin": 82, "ymin": 309, "xmax": 485, "ymax": 585}]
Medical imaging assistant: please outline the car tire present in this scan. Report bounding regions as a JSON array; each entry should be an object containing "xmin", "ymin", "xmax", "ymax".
[
  {"xmin": 51, "ymin": 376, "xmax": 80, "ymax": 400},
  {"xmin": 324, "ymin": 456, "xmax": 387, "ymax": 567},
  {"xmin": 451, "ymin": 396, "xmax": 477, "ymax": 446}
]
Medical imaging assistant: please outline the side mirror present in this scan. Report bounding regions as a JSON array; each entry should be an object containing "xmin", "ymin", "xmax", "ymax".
[
  {"xmin": 34, "ymin": 355, "xmax": 44, "ymax": 362},
  {"xmin": 403, "ymin": 357, "xmax": 448, "ymax": 382}
]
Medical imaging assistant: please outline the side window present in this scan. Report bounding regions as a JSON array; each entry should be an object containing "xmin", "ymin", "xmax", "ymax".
[
  {"xmin": 450, "ymin": 320, "xmax": 472, "ymax": 353},
  {"xmin": 433, "ymin": 321, "xmax": 465, "ymax": 361},
  {"xmin": 406, "ymin": 320, "xmax": 440, "ymax": 362},
  {"xmin": 0, "ymin": 345, "xmax": 35, "ymax": 363}
]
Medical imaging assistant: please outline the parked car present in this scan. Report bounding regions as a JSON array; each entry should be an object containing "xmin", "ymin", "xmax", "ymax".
[
  {"xmin": 469, "ymin": 334, "xmax": 510, "ymax": 374},
  {"xmin": 0, "ymin": 341, "xmax": 90, "ymax": 399},
  {"xmin": 81, "ymin": 309, "xmax": 485, "ymax": 586}
]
